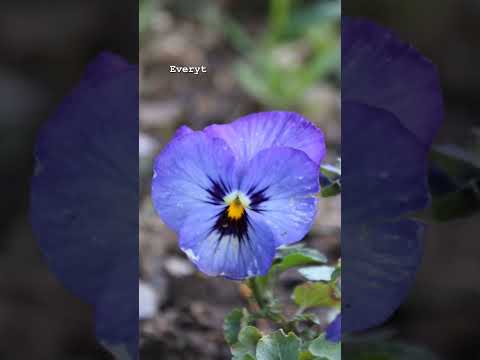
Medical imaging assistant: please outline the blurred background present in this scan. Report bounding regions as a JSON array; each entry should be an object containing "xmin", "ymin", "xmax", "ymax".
[
  {"xmin": 0, "ymin": 1, "xmax": 136, "ymax": 359},
  {"xmin": 344, "ymin": 1, "xmax": 480, "ymax": 359},
  {"xmin": 138, "ymin": 0, "xmax": 340, "ymax": 358}
]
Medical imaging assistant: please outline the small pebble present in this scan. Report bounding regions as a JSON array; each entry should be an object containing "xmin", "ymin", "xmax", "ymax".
[
  {"xmin": 139, "ymin": 280, "xmax": 158, "ymax": 319},
  {"xmin": 164, "ymin": 256, "xmax": 195, "ymax": 277}
]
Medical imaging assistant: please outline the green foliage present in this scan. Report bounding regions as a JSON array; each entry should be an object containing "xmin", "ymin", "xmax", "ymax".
[
  {"xmin": 274, "ymin": 245, "xmax": 328, "ymax": 271},
  {"xmin": 225, "ymin": 243, "xmax": 341, "ymax": 359},
  {"xmin": 431, "ymin": 144, "xmax": 480, "ymax": 181},
  {"xmin": 293, "ymin": 282, "xmax": 339, "ymax": 309},
  {"xmin": 267, "ymin": 0, "xmax": 294, "ymax": 41},
  {"xmin": 256, "ymin": 330, "xmax": 301, "ymax": 360},
  {"xmin": 417, "ymin": 145, "xmax": 480, "ymax": 222},
  {"xmin": 309, "ymin": 335, "xmax": 341, "ymax": 360},
  {"xmin": 298, "ymin": 351, "xmax": 318, "ymax": 360},
  {"xmin": 290, "ymin": 0, "xmax": 340, "ymax": 36},
  {"xmin": 429, "ymin": 185, "xmax": 480, "ymax": 221},
  {"xmin": 232, "ymin": 326, "xmax": 263, "ymax": 360},
  {"xmin": 320, "ymin": 162, "xmax": 342, "ymax": 197},
  {"xmin": 320, "ymin": 163, "xmax": 341, "ymax": 179},
  {"xmin": 225, "ymin": 308, "xmax": 250, "ymax": 345},
  {"xmin": 139, "ymin": 0, "xmax": 156, "ymax": 35},
  {"xmin": 225, "ymin": 0, "xmax": 340, "ymax": 108},
  {"xmin": 321, "ymin": 182, "xmax": 341, "ymax": 197}
]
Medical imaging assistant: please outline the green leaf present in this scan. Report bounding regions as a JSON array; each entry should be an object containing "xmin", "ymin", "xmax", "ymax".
[
  {"xmin": 299, "ymin": 351, "xmax": 332, "ymax": 360},
  {"xmin": 232, "ymin": 326, "xmax": 263, "ymax": 360},
  {"xmin": 330, "ymin": 267, "xmax": 341, "ymax": 282},
  {"xmin": 298, "ymin": 266, "xmax": 336, "ymax": 281},
  {"xmin": 299, "ymin": 350, "xmax": 318, "ymax": 360},
  {"xmin": 267, "ymin": 0, "xmax": 293, "ymax": 41},
  {"xmin": 423, "ymin": 145, "xmax": 480, "ymax": 222},
  {"xmin": 291, "ymin": 312, "xmax": 321, "ymax": 325},
  {"xmin": 222, "ymin": 16, "xmax": 255, "ymax": 53},
  {"xmin": 430, "ymin": 182, "xmax": 480, "ymax": 221},
  {"xmin": 291, "ymin": 0, "xmax": 340, "ymax": 36},
  {"xmin": 320, "ymin": 164, "xmax": 341, "ymax": 179},
  {"xmin": 320, "ymin": 181, "xmax": 341, "ymax": 197},
  {"xmin": 293, "ymin": 282, "xmax": 340, "ymax": 309},
  {"xmin": 309, "ymin": 335, "xmax": 341, "ymax": 360},
  {"xmin": 256, "ymin": 330, "xmax": 301, "ymax": 360},
  {"xmin": 343, "ymin": 341, "xmax": 438, "ymax": 360},
  {"xmin": 431, "ymin": 145, "xmax": 480, "ymax": 181},
  {"xmin": 275, "ymin": 245, "xmax": 327, "ymax": 271},
  {"xmin": 224, "ymin": 308, "xmax": 247, "ymax": 345},
  {"xmin": 139, "ymin": 0, "xmax": 154, "ymax": 34}
]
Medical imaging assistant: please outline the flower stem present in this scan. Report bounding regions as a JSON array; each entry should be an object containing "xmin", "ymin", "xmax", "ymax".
[
  {"xmin": 247, "ymin": 278, "xmax": 266, "ymax": 309},
  {"xmin": 246, "ymin": 277, "xmax": 294, "ymax": 332}
]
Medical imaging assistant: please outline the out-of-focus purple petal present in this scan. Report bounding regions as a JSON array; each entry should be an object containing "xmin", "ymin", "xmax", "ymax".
[
  {"xmin": 95, "ymin": 258, "xmax": 138, "ymax": 358},
  {"xmin": 342, "ymin": 102, "xmax": 430, "ymax": 222},
  {"xmin": 82, "ymin": 51, "xmax": 132, "ymax": 84},
  {"xmin": 342, "ymin": 102, "xmax": 427, "ymax": 333},
  {"xmin": 326, "ymin": 314, "xmax": 341, "ymax": 342},
  {"xmin": 342, "ymin": 17, "xmax": 443, "ymax": 146},
  {"xmin": 342, "ymin": 17, "xmax": 443, "ymax": 334},
  {"xmin": 30, "ymin": 52, "xmax": 138, "ymax": 358},
  {"xmin": 31, "ymin": 67, "xmax": 138, "ymax": 303},
  {"xmin": 342, "ymin": 219, "xmax": 423, "ymax": 332}
]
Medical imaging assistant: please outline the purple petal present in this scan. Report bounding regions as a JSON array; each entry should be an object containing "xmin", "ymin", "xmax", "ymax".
[
  {"xmin": 178, "ymin": 210, "xmax": 276, "ymax": 279},
  {"xmin": 31, "ymin": 66, "xmax": 138, "ymax": 304},
  {"xmin": 342, "ymin": 102, "xmax": 428, "ymax": 332},
  {"xmin": 152, "ymin": 131, "xmax": 237, "ymax": 232},
  {"xmin": 95, "ymin": 259, "xmax": 138, "ymax": 358},
  {"xmin": 326, "ymin": 314, "xmax": 341, "ymax": 342},
  {"xmin": 342, "ymin": 220, "xmax": 423, "ymax": 332},
  {"xmin": 173, "ymin": 125, "xmax": 194, "ymax": 138},
  {"xmin": 240, "ymin": 147, "xmax": 319, "ymax": 247},
  {"xmin": 204, "ymin": 111, "xmax": 326, "ymax": 167},
  {"xmin": 342, "ymin": 102, "xmax": 429, "ymax": 222},
  {"xmin": 342, "ymin": 17, "xmax": 443, "ymax": 146},
  {"xmin": 29, "ymin": 53, "xmax": 138, "ymax": 358},
  {"xmin": 82, "ymin": 51, "xmax": 132, "ymax": 85}
]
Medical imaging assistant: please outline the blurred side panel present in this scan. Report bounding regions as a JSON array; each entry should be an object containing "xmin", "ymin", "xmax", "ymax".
[
  {"xmin": 0, "ymin": 0, "xmax": 138, "ymax": 359},
  {"xmin": 343, "ymin": 1, "xmax": 480, "ymax": 359}
]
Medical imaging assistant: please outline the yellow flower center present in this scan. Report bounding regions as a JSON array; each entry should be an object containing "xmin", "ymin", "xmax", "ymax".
[
  {"xmin": 227, "ymin": 197, "xmax": 245, "ymax": 220},
  {"xmin": 223, "ymin": 191, "xmax": 251, "ymax": 221}
]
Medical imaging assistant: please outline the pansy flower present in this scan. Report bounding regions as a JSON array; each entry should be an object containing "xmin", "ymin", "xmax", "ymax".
[
  {"xmin": 152, "ymin": 112, "xmax": 326, "ymax": 279},
  {"xmin": 30, "ymin": 52, "xmax": 138, "ymax": 359},
  {"xmin": 342, "ymin": 18, "xmax": 443, "ymax": 332}
]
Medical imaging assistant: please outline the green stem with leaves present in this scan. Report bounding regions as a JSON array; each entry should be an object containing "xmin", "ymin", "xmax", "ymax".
[{"xmin": 246, "ymin": 277, "xmax": 295, "ymax": 333}]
